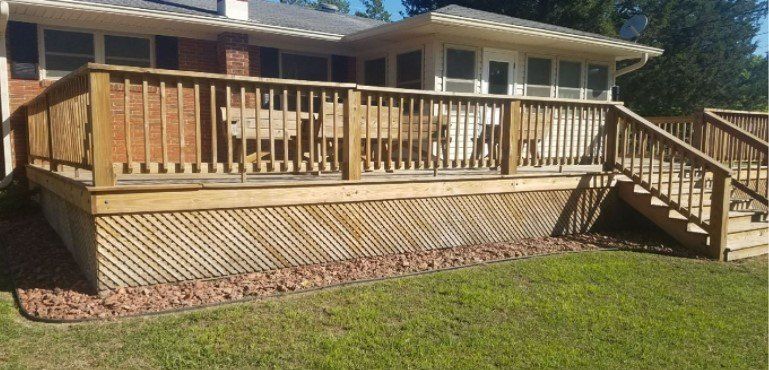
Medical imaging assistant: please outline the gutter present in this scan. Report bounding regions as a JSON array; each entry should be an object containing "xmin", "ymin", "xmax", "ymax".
[
  {"xmin": 0, "ymin": 1, "xmax": 12, "ymax": 187},
  {"xmin": 616, "ymin": 53, "xmax": 650, "ymax": 77}
]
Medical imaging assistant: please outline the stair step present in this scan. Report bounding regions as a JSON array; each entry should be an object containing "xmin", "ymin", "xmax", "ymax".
[
  {"xmin": 727, "ymin": 220, "xmax": 769, "ymax": 241},
  {"xmin": 726, "ymin": 235, "xmax": 769, "ymax": 261},
  {"xmin": 703, "ymin": 210, "xmax": 759, "ymax": 227}
]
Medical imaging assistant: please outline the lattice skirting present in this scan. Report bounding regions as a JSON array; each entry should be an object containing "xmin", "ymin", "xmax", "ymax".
[{"xmin": 80, "ymin": 187, "xmax": 622, "ymax": 291}]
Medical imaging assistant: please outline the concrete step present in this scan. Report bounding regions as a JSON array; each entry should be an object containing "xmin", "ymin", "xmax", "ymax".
[{"xmin": 725, "ymin": 235, "xmax": 769, "ymax": 261}]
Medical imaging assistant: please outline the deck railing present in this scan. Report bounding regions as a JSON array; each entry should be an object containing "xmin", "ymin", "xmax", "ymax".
[
  {"xmin": 25, "ymin": 64, "xmax": 621, "ymax": 185},
  {"xmin": 701, "ymin": 110, "xmax": 768, "ymax": 206},
  {"xmin": 26, "ymin": 71, "xmax": 93, "ymax": 173},
  {"xmin": 707, "ymin": 109, "xmax": 768, "ymax": 141},
  {"xmin": 611, "ymin": 105, "xmax": 734, "ymax": 258},
  {"xmin": 645, "ymin": 115, "xmax": 696, "ymax": 145}
]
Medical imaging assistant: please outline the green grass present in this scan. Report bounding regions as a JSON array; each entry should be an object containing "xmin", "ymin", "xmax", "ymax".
[{"xmin": 0, "ymin": 251, "xmax": 766, "ymax": 368}]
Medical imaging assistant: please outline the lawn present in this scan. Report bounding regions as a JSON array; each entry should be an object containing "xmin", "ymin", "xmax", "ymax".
[{"xmin": 0, "ymin": 251, "xmax": 766, "ymax": 368}]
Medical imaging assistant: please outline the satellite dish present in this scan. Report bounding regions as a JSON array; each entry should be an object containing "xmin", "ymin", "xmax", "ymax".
[{"xmin": 619, "ymin": 14, "xmax": 649, "ymax": 41}]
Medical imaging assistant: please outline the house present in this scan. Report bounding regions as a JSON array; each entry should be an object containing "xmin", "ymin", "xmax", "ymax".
[
  {"xmin": 1, "ymin": 0, "xmax": 663, "ymax": 173},
  {"xmin": 2, "ymin": 0, "xmax": 767, "ymax": 293}
]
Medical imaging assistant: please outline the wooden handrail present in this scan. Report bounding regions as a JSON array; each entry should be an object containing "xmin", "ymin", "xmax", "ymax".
[
  {"xmin": 615, "ymin": 105, "xmax": 732, "ymax": 176},
  {"xmin": 706, "ymin": 108, "xmax": 769, "ymax": 116},
  {"xmin": 703, "ymin": 111, "xmax": 768, "ymax": 148},
  {"xmin": 700, "ymin": 109, "xmax": 768, "ymax": 206},
  {"xmin": 612, "ymin": 105, "xmax": 733, "ymax": 260}
]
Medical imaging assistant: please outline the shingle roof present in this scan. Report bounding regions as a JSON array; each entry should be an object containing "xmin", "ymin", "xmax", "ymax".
[
  {"xmin": 79, "ymin": 0, "xmax": 386, "ymax": 35},
  {"xmin": 74, "ymin": 1, "xmax": 641, "ymax": 47},
  {"xmin": 433, "ymin": 5, "xmax": 626, "ymax": 45}
]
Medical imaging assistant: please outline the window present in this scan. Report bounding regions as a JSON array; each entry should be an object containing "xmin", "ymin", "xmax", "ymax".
[
  {"xmin": 281, "ymin": 53, "xmax": 329, "ymax": 81},
  {"xmin": 587, "ymin": 64, "xmax": 609, "ymax": 100},
  {"xmin": 396, "ymin": 50, "xmax": 422, "ymax": 89},
  {"xmin": 444, "ymin": 47, "xmax": 476, "ymax": 93},
  {"xmin": 364, "ymin": 58, "xmax": 386, "ymax": 86},
  {"xmin": 525, "ymin": 57, "xmax": 552, "ymax": 97},
  {"xmin": 487, "ymin": 61, "xmax": 510, "ymax": 95},
  {"xmin": 105, "ymin": 35, "xmax": 151, "ymax": 67},
  {"xmin": 43, "ymin": 29, "xmax": 94, "ymax": 78},
  {"xmin": 41, "ymin": 28, "xmax": 154, "ymax": 79},
  {"xmin": 557, "ymin": 60, "xmax": 582, "ymax": 99}
]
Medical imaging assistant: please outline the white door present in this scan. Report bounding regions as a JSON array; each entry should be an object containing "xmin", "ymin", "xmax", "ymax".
[{"xmin": 482, "ymin": 49, "xmax": 517, "ymax": 95}]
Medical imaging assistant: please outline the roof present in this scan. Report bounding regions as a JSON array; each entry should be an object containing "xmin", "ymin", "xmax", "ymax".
[
  {"xmin": 433, "ymin": 5, "xmax": 630, "ymax": 46},
  {"xmin": 78, "ymin": 0, "xmax": 386, "ymax": 35},
  {"xmin": 12, "ymin": 0, "xmax": 661, "ymax": 55}
]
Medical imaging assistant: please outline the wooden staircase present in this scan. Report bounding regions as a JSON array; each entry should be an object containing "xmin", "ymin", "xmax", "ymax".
[
  {"xmin": 609, "ymin": 105, "xmax": 768, "ymax": 261},
  {"xmin": 618, "ymin": 180, "xmax": 768, "ymax": 260}
]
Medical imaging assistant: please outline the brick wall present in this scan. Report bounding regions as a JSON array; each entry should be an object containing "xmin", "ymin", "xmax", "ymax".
[
  {"xmin": 217, "ymin": 33, "xmax": 250, "ymax": 76},
  {"xmin": 178, "ymin": 38, "xmax": 219, "ymax": 73},
  {"xmin": 5, "ymin": 74, "xmax": 49, "ymax": 174}
]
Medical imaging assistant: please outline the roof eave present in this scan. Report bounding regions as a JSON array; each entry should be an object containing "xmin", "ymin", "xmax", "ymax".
[
  {"xmin": 344, "ymin": 11, "xmax": 663, "ymax": 57},
  {"xmin": 7, "ymin": 0, "xmax": 346, "ymax": 41},
  {"xmin": 428, "ymin": 13, "xmax": 663, "ymax": 57}
]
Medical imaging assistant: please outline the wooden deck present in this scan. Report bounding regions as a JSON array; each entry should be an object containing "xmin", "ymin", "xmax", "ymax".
[{"xmin": 22, "ymin": 64, "xmax": 769, "ymax": 292}]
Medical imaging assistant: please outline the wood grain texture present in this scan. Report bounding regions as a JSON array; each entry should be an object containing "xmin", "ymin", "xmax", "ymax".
[
  {"xmin": 91, "ymin": 187, "xmax": 621, "ymax": 290},
  {"xmin": 38, "ymin": 188, "xmax": 99, "ymax": 290}
]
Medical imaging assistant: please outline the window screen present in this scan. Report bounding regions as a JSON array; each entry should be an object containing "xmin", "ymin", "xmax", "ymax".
[
  {"xmin": 557, "ymin": 60, "xmax": 581, "ymax": 99},
  {"xmin": 444, "ymin": 48, "xmax": 475, "ymax": 92},
  {"xmin": 526, "ymin": 57, "xmax": 552, "ymax": 97},
  {"xmin": 105, "ymin": 35, "xmax": 151, "ymax": 67},
  {"xmin": 364, "ymin": 58, "xmax": 386, "ymax": 86},
  {"xmin": 587, "ymin": 64, "xmax": 609, "ymax": 100},
  {"xmin": 281, "ymin": 53, "xmax": 328, "ymax": 81},
  {"xmin": 396, "ymin": 50, "xmax": 422, "ymax": 89},
  {"xmin": 44, "ymin": 30, "xmax": 94, "ymax": 78}
]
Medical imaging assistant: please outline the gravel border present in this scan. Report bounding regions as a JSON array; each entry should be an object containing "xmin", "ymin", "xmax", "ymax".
[{"xmin": 1, "ymin": 210, "xmax": 695, "ymax": 322}]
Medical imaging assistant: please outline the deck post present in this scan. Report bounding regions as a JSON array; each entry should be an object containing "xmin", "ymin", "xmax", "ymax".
[
  {"xmin": 500, "ymin": 99, "xmax": 521, "ymax": 175},
  {"xmin": 342, "ymin": 88, "xmax": 361, "ymax": 181},
  {"xmin": 692, "ymin": 109, "xmax": 705, "ymax": 152},
  {"xmin": 88, "ymin": 69, "xmax": 116, "ymax": 187},
  {"xmin": 603, "ymin": 105, "xmax": 618, "ymax": 172},
  {"xmin": 44, "ymin": 93, "xmax": 57, "ymax": 172},
  {"xmin": 709, "ymin": 170, "xmax": 731, "ymax": 261}
]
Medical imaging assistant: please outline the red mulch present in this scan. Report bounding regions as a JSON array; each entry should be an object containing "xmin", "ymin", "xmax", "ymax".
[{"xmin": 0, "ymin": 209, "xmax": 691, "ymax": 321}]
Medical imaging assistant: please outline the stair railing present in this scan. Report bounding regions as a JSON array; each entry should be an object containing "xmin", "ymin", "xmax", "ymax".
[
  {"xmin": 607, "ymin": 105, "xmax": 733, "ymax": 260},
  {"xmin": 699, "ymin": 109, "xmax": 768, "ymax": 207}
]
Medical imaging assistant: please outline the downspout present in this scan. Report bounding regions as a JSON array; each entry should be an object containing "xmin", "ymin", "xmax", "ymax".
[
  {"xmin": 0, "ymin": 1, "xmax": 11, "ymax": 187},
  {"xmin": 615, "ymin": 53, "xmax": 649, "ymax": 78}
]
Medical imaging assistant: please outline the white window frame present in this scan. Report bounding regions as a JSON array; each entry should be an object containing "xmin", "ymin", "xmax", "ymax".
[
  {"xmin": 481, "ymin": 48, "xmax": 517, "ymax": 95},
  {"xmin": 585, "ymin": 61, "xmax": 611, "ymax": 101},
  {"xmin": 362, "ymin": 55, "xmax": 388, "ymax": 86},
  {"xmin": 523, "ymin": 53, "xmax": 556, "ymax": 98},
  {"xmin": 38, "ymin": 25, "xmax": 155, "ymax": 80},
  {"xmin": 442, "ymin": 44, "xmax": 478, "ymax": 93},
  {"xmin": 278, "ymin": 50, "xmax": 332, "ymax": 82},
  {"xmin": 395, "ymin": 48, "xmax": 424, "ymax": 90},
  {"xmin": 555, "ymin": 58, "xmax": 584, "ymax": 100}
]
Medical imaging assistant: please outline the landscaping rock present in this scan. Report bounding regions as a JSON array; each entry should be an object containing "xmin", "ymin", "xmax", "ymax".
[{"xmin": 0, "ymin": 210, "xmax": 693, "ymax": 321}]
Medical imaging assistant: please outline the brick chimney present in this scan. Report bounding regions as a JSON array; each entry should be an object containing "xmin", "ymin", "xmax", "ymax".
[{"xmin": 217, "ymin": 0, "xmax": 249, "ymax": 20}]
